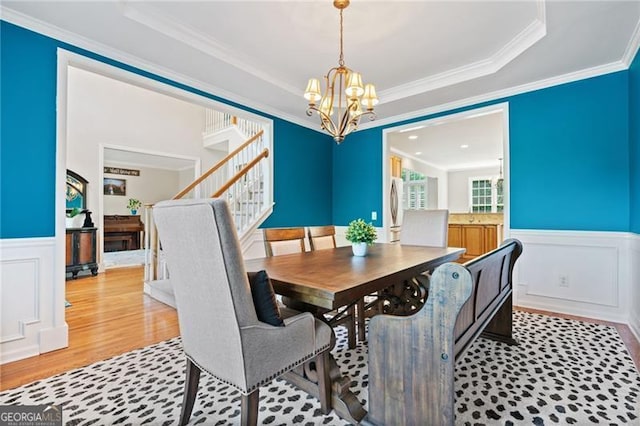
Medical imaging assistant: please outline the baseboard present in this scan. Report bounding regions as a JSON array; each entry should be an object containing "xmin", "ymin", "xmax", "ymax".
[
  {"xmin": 39, "ymin": 323, "xmax": 69, "ymax": 353},
  {"xmin": 510, "ymin": 230, "xmax": 634, "ymax": 324},
  {"xmin": 144, "ymin": 279, "xmax": 175, "ymax": 308},
  {"xmin": 0, "ymin": 344, "xmax": 40, "ymax": 365}
]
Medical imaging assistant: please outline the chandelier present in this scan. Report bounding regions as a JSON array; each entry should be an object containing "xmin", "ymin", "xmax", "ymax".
[{"xmin": 304, "ymin": 0, "xmax": 378, "ymax": 144}]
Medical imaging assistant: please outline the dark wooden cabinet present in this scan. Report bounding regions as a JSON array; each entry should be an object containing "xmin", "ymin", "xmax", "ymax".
[{"xmin": 66, "ymin": 227, "xmax": 98, "ymax": 279}]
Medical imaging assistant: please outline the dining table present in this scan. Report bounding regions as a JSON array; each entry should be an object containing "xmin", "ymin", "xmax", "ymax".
[{"xmin": 244, "ymin": 242, "xmax": 465, "ymax": 423}]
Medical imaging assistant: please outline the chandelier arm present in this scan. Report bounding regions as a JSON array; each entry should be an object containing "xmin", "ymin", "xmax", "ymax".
[
  {"xmin": 319, "ymin": 110, "xmax": 339, "ymax": 136},
  {"xmin": 337, "ymin": 101, "xmax": 356, "ymax": 136}
]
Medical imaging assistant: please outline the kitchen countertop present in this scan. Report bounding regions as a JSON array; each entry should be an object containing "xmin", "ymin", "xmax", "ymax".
[{"xmin": 448, "ymin": 213, "xmax": 504, "ymax": 225}]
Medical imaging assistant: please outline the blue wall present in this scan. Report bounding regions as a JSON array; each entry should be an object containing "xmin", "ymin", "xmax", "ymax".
[
  {"xmin": 332, "ymin": 128, "xmax": 384, "ymax": 227},
  {"xmin": 262, "ymin": 120, "xmax": 333, "ymax": 227},
  {"xmin": 630, "ymin": 49, "xmax": 640, "ymax": 234},
  {"xmin": 1, "ymin": 20, "xmax": 637, "ymax": 237},
  {"xmin": 333, "ymin": 72, "xmax": 632, "ymax": 232},
  {"xmin": 0, "ymin": 21, "xmax": 333, "ymax": 239},
  {"xmin": 1, "ymin": 23, "xmax": 59, "ymax": 238}
]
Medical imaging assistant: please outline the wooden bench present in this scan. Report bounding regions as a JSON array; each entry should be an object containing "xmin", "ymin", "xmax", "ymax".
[{"xmin": 364, "ymin": 238, "xmax": 523, "ymax": 426}]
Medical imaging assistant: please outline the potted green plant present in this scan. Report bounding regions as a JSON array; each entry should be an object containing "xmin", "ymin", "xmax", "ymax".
[
  {"xmin": 127, "ymin": 198, "xmax": 142, "ymax": 215},
  {"xmin": 65, "ymin": 207, "xmax": 83, "ymax": 228},
  {"xmin": 345, "ymin": 218, "xmax": 377, "ymax": 256}
]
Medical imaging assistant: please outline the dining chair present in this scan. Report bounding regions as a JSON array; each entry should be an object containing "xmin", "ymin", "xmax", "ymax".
[
  {"xmin": 154, "ymin": 199, "xmax": 332, "ymax": 426},
  {"xmin": 400, "ymin": 209, "xmax": 449, "ymax": 247},
  {"xmin": 397, "ymin": 208, "xmax": 450, "ymax": 308},
  {"xmin": 263, "ymin": 227, "xmax": 306, "ymax": 257},
  {"xmin": 307, "ymin": 225, "xmax": 358, "ymax": 348}
]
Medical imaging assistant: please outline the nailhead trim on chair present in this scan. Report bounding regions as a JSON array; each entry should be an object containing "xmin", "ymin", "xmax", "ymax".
[{"xmin": 185, "ymin": 343, "xmax": 331, "ymax": 394}]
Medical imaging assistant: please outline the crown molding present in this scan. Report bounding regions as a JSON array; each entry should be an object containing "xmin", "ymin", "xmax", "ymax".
[
  {"xmin": 622, "ymin": 17, "xmax": 640, "ymax": 67},
  {"xmin": 1, "ymin": 3, "xmax": 635, "ymax": 139},
  {"xmin": 362, "ymin": 60, "xmax": 627, "ymax": 131},
  {"xmin": 119, "ymin": 1, "xmax": 302, "ymax": 98},
  {"xmin": 378, "ymin": 0, "xmax": 546, "ymax": 105},
  {"xmin": 0, "ymin": 6, "xmax": 319, "ymax": 133}
]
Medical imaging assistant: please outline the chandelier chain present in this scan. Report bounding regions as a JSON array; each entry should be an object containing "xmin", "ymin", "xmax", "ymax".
[{"xmin": 339, "ymin": 9, "xmax": 344, "ymax": 67}]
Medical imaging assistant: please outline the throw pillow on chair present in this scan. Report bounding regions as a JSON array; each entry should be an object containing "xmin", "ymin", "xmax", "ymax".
[{"xmin": 247, "ymin": 270, "xmax": 285, "ymax": 327}]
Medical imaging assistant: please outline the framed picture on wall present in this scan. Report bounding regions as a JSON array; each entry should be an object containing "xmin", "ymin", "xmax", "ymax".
[{"xmin": 103, "ymin": 178, "xmax": 126, "ymax": 196}]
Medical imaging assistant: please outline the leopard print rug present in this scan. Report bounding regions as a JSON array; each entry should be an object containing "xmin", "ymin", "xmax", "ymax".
[{"xmin": 1, "ymin": 311, "xmax": 639, "ymax": 425}]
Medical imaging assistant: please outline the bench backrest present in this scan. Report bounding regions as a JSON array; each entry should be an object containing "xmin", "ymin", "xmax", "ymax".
[{"xmin": 453, "ymin": 238, "xmax": 523, "ymax": 357}]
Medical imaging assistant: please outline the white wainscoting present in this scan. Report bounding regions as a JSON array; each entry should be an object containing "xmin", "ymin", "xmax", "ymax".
[
  {"xmin": 510, "ymin": 230, "xmax": 635, "ymax": 325},
  {"xmin": 0, "ymin": 237, "xmax": 68, "ymax": 364},
  {"xmin": 630, "ymin": 233, "xmax": 640, "ymax": 342}
]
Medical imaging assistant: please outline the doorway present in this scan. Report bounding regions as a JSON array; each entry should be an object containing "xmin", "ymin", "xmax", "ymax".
[
  {"xmin": 381, "ymin": 103, "xmax": 510, "ymax": 243},
  {"xmin": 101, "ymin": 146, "xmax": 199, "ymax": 269}
]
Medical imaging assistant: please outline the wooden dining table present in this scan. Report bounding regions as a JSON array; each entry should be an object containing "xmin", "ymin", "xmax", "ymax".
[{"xmin": 244, "ymin": 243, "xmax": 465, "ymax": 423}]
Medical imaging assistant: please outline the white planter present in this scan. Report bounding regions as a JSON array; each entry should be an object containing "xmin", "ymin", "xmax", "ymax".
[
  {"xmin": 65, "ymin": 214, "xmax": 84, "ymax": 228},
  {"xmin": 352, "ymin": 242, "xmax": 368, "ymax": 256}
]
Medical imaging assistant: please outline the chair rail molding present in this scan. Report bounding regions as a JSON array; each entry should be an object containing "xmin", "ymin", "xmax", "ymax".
[
  {"xmin": 511, "ymin": 229, "xmax": 636, "ymax": 325},
  {"xmin": 0, "ymin": 237, "xmax": 68, "ymax": 364}
]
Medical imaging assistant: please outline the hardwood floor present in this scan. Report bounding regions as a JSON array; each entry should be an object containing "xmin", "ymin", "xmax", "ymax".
[
  {"xmin": 1, "ymin": 266, "xmax": 179, "ymax": 391},
  {"xmin": 1, "ymin": 268, "xmax": 638, "ymax": 391}
]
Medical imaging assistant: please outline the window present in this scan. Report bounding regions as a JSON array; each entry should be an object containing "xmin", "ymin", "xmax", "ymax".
[
  {"xmin": 402, "ymin": 168, "xmax": 426, "ymax": 209},
  {"xmin": 469, "ymin": 176, "xmax": 504, "ymax": 213}
]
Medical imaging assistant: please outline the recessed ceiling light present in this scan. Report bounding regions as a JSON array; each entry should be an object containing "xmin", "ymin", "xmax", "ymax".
[
  {"xmin": 460, "ymin": 144, "xmax": 469, "ymax": 149},
  {"xmin": 415, "ymin": 151, "xmax": 422, "ymax": 155},
  {"xmin": 408, "ymin": 135, "xmax": 418, "ymax": 140}
]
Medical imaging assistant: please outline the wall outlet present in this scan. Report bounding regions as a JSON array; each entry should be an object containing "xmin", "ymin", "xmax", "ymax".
[
  {"xmin": 558, "ymin": 275, "xmax": 569, "ymax": 287},
  {"xmin": 371, "ymin": 211, "xmax": 377, "ymax": 221}
]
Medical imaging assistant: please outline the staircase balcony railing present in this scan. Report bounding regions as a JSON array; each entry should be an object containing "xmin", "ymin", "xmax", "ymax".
[
  {"xmin": 204, "ymin": 110, "xmax": 262, "ymax": 139},
  {"xmin": 144, "ymin": 128, "xmax": 272, "ymax": 285}
]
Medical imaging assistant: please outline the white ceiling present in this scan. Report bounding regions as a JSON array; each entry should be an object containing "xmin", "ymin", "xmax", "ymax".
[
  {"xmin": 3, "ymin": 1, "xmax": 639, "ymax": 131},
  {"xmin": 388, "ymin": 110, "xmax": 504, "ymax": 171},
  {"xmin": 104, "ymin": 147, "xmax": 196, "ymax": 171}
]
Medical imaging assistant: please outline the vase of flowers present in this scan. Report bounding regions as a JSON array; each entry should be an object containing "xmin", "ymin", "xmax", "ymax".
[
  {"xmin": 345, "ymin": 218, "xmax": 377, "ymax": 256},
  {"xmin": 127, "ymin": 198, "xmax": 142, "ymax": 215}
]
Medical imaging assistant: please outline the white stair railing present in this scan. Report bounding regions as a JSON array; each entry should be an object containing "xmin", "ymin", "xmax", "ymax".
[
  {"xmin": 204, "ymin": 109, "xmax": 262, "ymax": 138},
  {"xmin": 143, "ymin": 129, "xmax": 271, "ymax": 285}
]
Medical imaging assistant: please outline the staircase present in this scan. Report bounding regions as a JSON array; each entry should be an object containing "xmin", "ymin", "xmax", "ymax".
[{"xmin": 143, "ymin": 112, "xmax": 272, "ymax": 307}]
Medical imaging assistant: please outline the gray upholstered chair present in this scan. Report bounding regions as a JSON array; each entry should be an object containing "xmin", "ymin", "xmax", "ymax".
[
  {"xmin": 400, "ymin": 209, "xmax": 449, "ymax": 247},
  {"xmin": 400, "ymin": 208, "xmax": 450, "ymax": 297},
  {"xmin": 153, "ymin": 199, "xmax": 332, "ymax": 426}
]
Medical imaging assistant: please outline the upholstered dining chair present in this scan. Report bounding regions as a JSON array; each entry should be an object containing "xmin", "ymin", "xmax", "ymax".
[
  {"xmin": 153, "ymin": 199, "xmax": 332, "ymax": 426},
  {"xmin": 307, "ymin": 226, "xmax": 358, "ymax": 348},
  {"xmin": 398, "ymin": 208, "xmax": 450, "ymax": 304},
  {"xmin": 400, "ymin": 209, "xmax": 449, "ymax": 247}
]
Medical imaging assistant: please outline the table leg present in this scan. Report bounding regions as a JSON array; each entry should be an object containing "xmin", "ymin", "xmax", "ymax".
[
  {"xmin": 281, "ymin": 298, "xmax": 367, "ymax": 423},
  {"xmin": 377, "ymin": 275, "xmax": 430, "ymax": 316}
]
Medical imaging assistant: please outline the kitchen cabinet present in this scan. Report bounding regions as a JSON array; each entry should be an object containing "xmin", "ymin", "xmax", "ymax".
[
  {"xmin": 448, "ymin": 224, "xmax": 500, "ymax": 262},
  {"xmin": 66, "ymin": 227, "xmax": 98, "ymax": 279}
]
